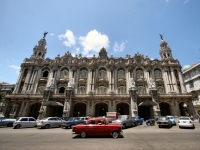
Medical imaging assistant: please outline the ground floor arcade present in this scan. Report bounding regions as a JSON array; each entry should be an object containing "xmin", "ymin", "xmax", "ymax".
[{"xmin": 3, "ymin": 97, "xmax": 195, "ymax": 120}]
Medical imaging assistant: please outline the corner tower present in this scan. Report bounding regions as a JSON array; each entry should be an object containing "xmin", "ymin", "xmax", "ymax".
[
  {"xmin": 31, "ymin": 32, "xmax": 48, "ymax": 59},
  {"xmin": 159, "ymin": 35, "xmax": 173, "ymax": 60}
]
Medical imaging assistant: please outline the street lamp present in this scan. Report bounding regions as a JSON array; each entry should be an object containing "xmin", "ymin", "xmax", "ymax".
[{"xmin": 78, "ymin": 111, "xmax": 80, "ymax": 117}]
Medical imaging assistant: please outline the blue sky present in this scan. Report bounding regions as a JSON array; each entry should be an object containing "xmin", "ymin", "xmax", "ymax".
[{"xmin": 0, "ymin": 0, "xmax": 200, "ymax": 84}]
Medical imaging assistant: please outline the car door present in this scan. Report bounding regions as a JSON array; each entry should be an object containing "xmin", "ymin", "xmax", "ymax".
[
  {"xmin": 0, "ymin": 117, "xmax": 5, "ymax": 126},
  {"xmin": 20, "ymin": 118, "xmax": 29, "ymax": 127},
  {"xmin": 96, "ymin": 119, "xmax": 108, "ymax": 135},
  {"xmin": 86, "ymin": 120, "xmax": 96, "ymax": 135},
  {"xmin": 55, "ymin": 118, "xmax": 62, "ymax": 127},
  {"xmin": 48, "ymin": 118, "xmax": 55, "ymax": 127},
  {"xmin": 28, "ymin": 118, "xmax": 37, "ymax": 127}
]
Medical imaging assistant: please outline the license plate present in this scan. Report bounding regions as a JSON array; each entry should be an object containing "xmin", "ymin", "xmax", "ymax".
[{"xmin": 183, "ymin": 121, "xmax": 186, "ymax": 123}]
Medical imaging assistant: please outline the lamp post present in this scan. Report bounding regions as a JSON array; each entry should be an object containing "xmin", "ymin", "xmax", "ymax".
[{"xmin": 78, "ymin": 111, "xmax": 80, "ymax": 117}]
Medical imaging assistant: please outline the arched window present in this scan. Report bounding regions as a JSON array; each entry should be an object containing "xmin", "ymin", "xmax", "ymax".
[
  {"xmin": 59, "ymin": 87, "xmax": 65, "ymax": 93},
  {"xmin": 99, "ymin": 68, "xmax": 106, "ymax": 78},
  {"xmin": 60, "ymin": 68, "xmax": 69, "ymax": 79},
  {"xmin": 118, "ymin": 86, "xmax": 126, "ymax": 94},
  {"xmin": 77, "ymin": 85, "xmax": 86, "ymax": 94},
  {"xmin": 80, "ymin": 69, "xmax": 88, "ymax": 78},
  {"xmin": 23, "ymin": 69, "xmax": 28, "ymax": 78},
  {"xmin": 97, "ymin": 86, "xmax": 107, "ymax": 94},
  {"xmin": 43, "ymin": 70, "xmax": 49, "ymax": 77},
  {"xmin": 136, "ymin": 69, "xmax": 144, "ymax": 79},
  {"xmin": 154, "ymin": 69, "xmax": 162, "ymax": 79},
  {"xmin": 118, "ymin": 69, "xmax": 125, "ymax": 78},
  {"xmin": 157, "ymin": 84, "xmax": 165, "ymax": 94},
  {"xmin": 138, "ymin": 86, "xmax": 146, "ymax": 94}
]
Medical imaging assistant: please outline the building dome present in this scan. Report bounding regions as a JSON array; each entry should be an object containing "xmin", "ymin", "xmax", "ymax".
[{"xmin": 182, "ymin": 65, "xmax": 191, "ymax": 71}]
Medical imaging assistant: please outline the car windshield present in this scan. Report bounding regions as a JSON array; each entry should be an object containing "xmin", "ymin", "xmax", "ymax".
[
  {"xmin": 118, "ymin": 116, "xmax": 127, "ymax": 120},
  {"xmin": 159, "ymin": 117, "xmax": 167, "ymax": 120},
  {"xmin": 180, "ymin": 117, "xmax": 189, "ymax": 120}
]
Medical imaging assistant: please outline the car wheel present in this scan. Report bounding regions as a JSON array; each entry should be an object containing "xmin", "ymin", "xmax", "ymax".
[
  {"xmin": 80, "ymin": 132, "xmax": 87, "ymax": 138},
  {"xmin": 179, "ymin": 126, "xmax": 182, "ymax": 129},
  {"xmin": 158, "ymin": 125, "xmax": 161, "ymax": 128},
  {"xmin": 112, "ymin": 131, "xmax": 119, "ymax": 138},
  {"xmin": 44, "ymin": 124, "xmax": 50, "ymax": 129},
  {"xmin": 7, "ymin": 123, "xmax": 13, "ymax": 127},
  {"xmin": 140, "ymin": 122, "xmax": 143, "ymax": 125},
  {"xmin": 122, "ymin": 124, "xmax": 126, "ymax": 129},
  {"xmin": 192, "ymin": 125, "xmax": 195, "ymax": 129},
  {"xmin": 15, "ymin": 124, "xmax": 21, "ymax": 129},
  {"xmin": 65, "ymin": 126, "xmax": 68, "ymax": 129}
]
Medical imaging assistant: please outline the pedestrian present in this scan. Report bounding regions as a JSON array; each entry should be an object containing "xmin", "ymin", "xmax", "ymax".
[{"xmin": 190, "ymin": 115, "xmax": 194, "ymax": 121}]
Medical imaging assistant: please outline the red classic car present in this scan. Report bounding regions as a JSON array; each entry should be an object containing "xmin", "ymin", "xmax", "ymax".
[{"xmin": 72, "ymin": 118, "xmax": 123, "ymax": 138}]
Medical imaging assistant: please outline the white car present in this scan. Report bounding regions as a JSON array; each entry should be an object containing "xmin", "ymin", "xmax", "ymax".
[
  {"xmin": 37, "ymin": 117, "xmax": 62, "ymax": 129},
  {"xmin": 13, "ymin": 117, "xmax": 37, "ymax": 129},
  {"xmin": 178, "ymin": 116, "xmax": 195, "ymax": 129}
]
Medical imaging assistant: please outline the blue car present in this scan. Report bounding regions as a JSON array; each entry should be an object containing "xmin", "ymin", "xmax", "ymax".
[
  {"xmin": 166, "ymin": 115, "xmax": 176, "ymax": 125},
  {"xmin": 132, "ymin": 116, "xmax": 144, "ymax": 125}
]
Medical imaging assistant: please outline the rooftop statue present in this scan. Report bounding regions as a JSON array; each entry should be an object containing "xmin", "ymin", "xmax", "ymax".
[
  {"xmin": 159, "ymin": 34, "xmax": 164, "ymax": 40},
  {"xmin": 43, "ymin": 31, "xmax": 48, "ymax": 38}
]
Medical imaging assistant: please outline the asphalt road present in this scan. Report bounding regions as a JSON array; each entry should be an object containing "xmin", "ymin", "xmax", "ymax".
[{"xmin": 0, "ymin": 122, "xmax": 200, "ymax": 150}]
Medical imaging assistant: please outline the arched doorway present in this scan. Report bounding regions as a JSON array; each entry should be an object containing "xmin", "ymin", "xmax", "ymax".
[
  {"xmin": 179, "ymin": 102, "xmax": 189, "ymax": 116},
  {"xmin": 159, "ymin": 102, "xmax": 171, "ymax": 116},
  {"xmin": 116, "ymin": 103, "xmax": 129, "ymax": 115},
  {"xmin": 73, "ymin": 103, "xmax": 86, "ymax": 117},
  {"xmin": 29, "ymin": 103, "xmax": 41, "ymax": 119},
  {"xmin": 95, "ymin": 103, "xmax": 108, "ymax": 117},
  {"xmin": 46, "ymin": 106, "xmax": 64, "ymax": 117}
]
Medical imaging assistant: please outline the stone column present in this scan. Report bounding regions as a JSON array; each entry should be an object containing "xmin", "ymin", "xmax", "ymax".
[
  {"xmin": 188, "ymin": 101, "xmax": 196, "ymax": 118},
  {"xmin": 162, "ymin": 69, "xmax": 169, "ymax": 93},
  {"xmin": 129, "ymin": 88, "xmax": 138, "ymax": 116},
  {"xmin": 170, "ymin": 68, "xmax": 178, "ymax": 92},
  {"xmin": 22, "ymin": 67, "xmax": 33, "ymax": 93},
  {"xmin": 178, "ymin": 69, "xmax": 187, "ymax": 93},
  {"xmin": 22, "ymin": 100, "xmax": 30, "ymax": 116}
]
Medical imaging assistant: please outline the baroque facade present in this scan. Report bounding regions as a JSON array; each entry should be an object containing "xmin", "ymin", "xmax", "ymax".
[
  {"xmin": 182, "ymin": 62, "xmax": 200, "ymax": 117},
  {"xmin": 4, "ymin": 35, "xmax": 196, "ymax": 120}
]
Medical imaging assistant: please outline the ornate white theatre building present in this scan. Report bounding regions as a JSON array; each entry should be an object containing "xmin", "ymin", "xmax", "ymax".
[{"xmin": 4, "ymin": 35, "xmax": 196, "ymax": 120}]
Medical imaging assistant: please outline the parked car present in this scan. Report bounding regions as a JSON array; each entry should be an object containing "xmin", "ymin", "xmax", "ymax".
[
  {"xmin": 112, "ymin": 115, "xmax": 136, "ymax": 129},
  {"xmin": 72, "ymin": 117, "xmax": 123, "ymax": 138},
  {"xmin": 157, "ymin": 116, "xmax": 172, "ymax": 128},
  {"xmin": 166, "ymin": 115, "xmax": 176, "ymax": 125},
  {"xmin": 13, "ymin": 117, "xmax": 37, "ymax": 129},
  {"xmin": 131, "ymin": 116, "xmax": 144, "ymax": 125},
  {"xmin": 178, "ymin": 116, "xmax": 195, "ymax": 129},
  {"xmin": 60, "ymin": 117, "xmax": 70, "ymax": 121},
  {"xmin": 0, "ymin": 115, "xmax": 16, "ymax": 127},
  {"xmin": 37, "ymin": 117, "xmax": 62, "ymax": 129},
  {"xmin": 61, "ymin": 117, "xmax": 89, "ymax": 129}
]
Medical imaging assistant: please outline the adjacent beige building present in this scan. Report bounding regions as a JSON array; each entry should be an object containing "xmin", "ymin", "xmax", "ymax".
[
  {"xmin": 182, "ymin": 62, "xmax": 200, "ymax": 117},
  {"xmin": 4, "ymin": 35, "xmax": 195, "ymax": 120}
]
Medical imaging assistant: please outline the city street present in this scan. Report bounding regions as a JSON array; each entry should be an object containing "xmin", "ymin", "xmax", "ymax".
[{"xmin": 0, "ymin": 122, "xmax": 200, "ymax": 150}]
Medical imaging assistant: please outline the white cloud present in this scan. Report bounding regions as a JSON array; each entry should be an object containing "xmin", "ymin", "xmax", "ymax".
[
  {"xmin": 79, "ymin": 29, "xmax": 109, "ymax": 55},
  {"xmin": 58, "ymin": 30, "xmax": 76, "ymax": 47},
  {"xmin": 165, "ymin": 0, "xmax": 169, "ymax": 3},
  {"xmin": 50, "ymin": 33, "xmax": 54, "ymax": 36},
  {"xmin": 9, "ymin": 65, "xmax": 20, "ymax": 74},
  {"xmin": 113, "ymin": 41, "xmax": 126, "ymax": 52},
  {"xmin": 184, "ymin": 0, "xmax": 189, "ymax": 3},
  {"xmin": 71, "ymin": 47, "xmax": 80, "ymax": 57}
]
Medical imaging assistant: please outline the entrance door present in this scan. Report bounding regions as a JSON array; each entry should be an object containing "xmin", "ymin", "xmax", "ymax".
[{"xmin": 138, "ymin": 106, "xmax": 151, "ymax": 120}]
